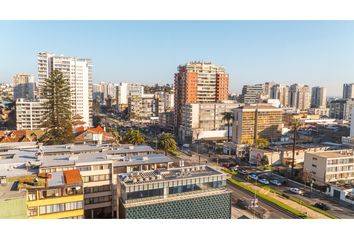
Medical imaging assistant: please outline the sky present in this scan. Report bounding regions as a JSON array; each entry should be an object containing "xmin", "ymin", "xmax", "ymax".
[{"xmin": 1, "ymin": 21, "xmax": 354, "ymax": 96}]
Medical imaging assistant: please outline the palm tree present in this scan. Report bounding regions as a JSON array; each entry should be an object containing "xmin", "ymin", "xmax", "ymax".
[
  {"xmin": 290, "ymin": 119, "xmax": 303, "ymax": 177},
  {"xmin": 255, "ymin": 137, "xmax": 270, "ymax": 149},
  {"xmin": 39, "ymin": 69, "xmax": 74, "ymax": 145},
  {"xmin": 158, "ymin": 132, "xmax": 177, "ymax": 155},
  {"xmin": 124, "ymin": 129, "xmax": 145, "ymax": 145},
  {"xmin": 222, "ymin": 112, "xmax": 234, "ymax": 142}
]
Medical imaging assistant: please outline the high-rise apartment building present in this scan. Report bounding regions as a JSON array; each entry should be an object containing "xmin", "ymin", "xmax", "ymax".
[
  {"xmin": 12, "ymin": 73, "xmax": 35, "ymax": 100},
  {"xmin": 240, "ymin": 84, "xmax": 264, "ymax": 104},
  {"xmin": 128, "ymin": 94, "xmax": 155, "ymax": 122},
  {"xmin": 116, "ymin": 83, "xmax": 144, "ymax": 112},
  {"xmin": 288, "ymin": 84, "xmax": 310, "ymax": 110},
  {"xmin": 232, "ymin": 104, "xmax": 283, "ymax": 144},
  {"xmin": 271, "ymin": 84, "xmax": 289, "ymax": 107},
  {"xmin": 343, "ymin": 83, "xmax": 354, "ymax": 99},
  {"xmin": 37, "ymin": 52, "xmax": 93, "ymax": 126},
  {"xmin": 174, "ymin": 61, "xmax": 229, "ymax": 133},
  {"xmin": 311, "ymin": 87, "xmax": 327, "ymax": 108},
  {"xmin": 16, "ymin": 98, "xmax": 48, "ymax": 130}
]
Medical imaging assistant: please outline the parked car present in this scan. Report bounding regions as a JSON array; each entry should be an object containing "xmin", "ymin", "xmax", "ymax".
[
  {"xmin": 314, "ymin": 202, "xmax": 331, "ymax": 211},
  {"xmin": 270, "ymin": 179, "xmax": 282, "ymax": 186},
  {"xmin": 237, "ymin": 169, "xmax": 248, "ymax": 175},
  {"xmin": 258, "ymin": 178, "xmax": 270, "ymax": 185},
  {"xmin": 231, "ymin": 165, "xmax": 239, "ymax": 171},
  {"xmin": 249, "ymin": 174, "xmax": 258, "ymax": 181},
  {"xmin": 289, "ymin": 187, "xmax": 303, "ymax": 195}
]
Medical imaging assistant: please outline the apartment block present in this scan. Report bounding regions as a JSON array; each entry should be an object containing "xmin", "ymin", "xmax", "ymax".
[
  {"xmin": 240, "ymin": 84, "xmax": 264, "ymax": 104},
  {"xmin": 174, "ymin": 61, "xmax": 229, "ymax": 134},
  {"xmin": 12, "ymin": 73, "xmax": 35, "ymax": 101},
  {"xmin": 304, "ymin": 150, "xmax": 354, "ymax": 186},
  {"xmin": 270, "ymin": 84, "xmax": 289, "ymax": 107},
  {"xmin": 38, "ymin": 52, "xmax": 93, "ymax": 126},
  {"xmin": 311, "ymin": 86, "xmax": 327, "ymax": 108},
  {"xmin": 118, "ymin": 165, "xmax": 231, "ymax": 219},
  {"xmin": 128, "ymin": 94, "xmax": 155, "ymax": 122},
  {"xmin": 116, "ymin": 83, "xmax": 144, "ymax": 112},
  {"xmin": 288, "ymin": 84, "xmax": 310, "ymax": 110},
  {"xmin": 16, "ymin": 98, "xmax": 48, "ymax": 130},
  {"xmin": 178, "ymin": 101, "xmax": 239, "ymax": 144},
  {"xmin": 343, "ymin": 83, "xmax": 354, "ymax": 99},
  {"xmin": 232, "ymin": 104, "xmax": 283, "ymax": 144}
]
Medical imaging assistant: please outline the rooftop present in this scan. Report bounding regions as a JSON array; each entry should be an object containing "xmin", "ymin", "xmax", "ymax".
[
  {"xmin": 119, "ymin": 165, "xmax": 224, "ymax": 186},
  {"xmin": 306, "ymin": 150, "xmax": 354, "ymax": 159}
]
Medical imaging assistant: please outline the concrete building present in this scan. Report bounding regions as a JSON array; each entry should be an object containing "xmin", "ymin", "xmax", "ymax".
[
  {"xmin": 329, "ymin": 98, "xmax": 354, "ymax": 121},
  {"xmin": 38, "ymin": 52, "xmax": 93, "ymax": 126},
  {"xmin": 232, "ymin": 104, "xmax": 283, "ymax": 144},
  {"xmin": 116, "ymin": 83, "xmax": 144, "ymax": 112},
  {"xmin": 159, "ymin": 111, "xmax": 174, "ymax": 132},
  {"xmin": 174, "ymin": 61, "xmax": 229, "ymax": 134},
  {"xmin": 308, "ymin": 107, "xmax": 330, "ymax": 116},
  {"xmin": 12, "ymin": 73, "xmax": 35, "ymax": 101},
  {"xmin": 240, "ymin": 84, "xmax": 263, "ymax": 104},
  {"xmin": 0, "ymin": 83, "xmax": 13, "ymax": 102},
  {"xmin": 288, "ymin": 84, "xmax": 310, "ymax": 110},
  {"xmin": 271, "ymin": 84, "xmax": 289, "ymax": 107},
  {"xmin": 118, "ymin": 165, "xmax": 231, "ymax": 219},
  {"xmin": 178, "ymin": 101, "xmax": 239, "ymax": 144},
  {"xmin": 128, "ymin": 94, "xmax": 155, "ymax": 122},
  {"xmin": 92, "ymin": 83, "xmax": 105, "ymax": 104},
  {"xmin": 343, "ymin": 83, "xmax": 354, "ymax": 99},
  {"xmin": 0, "ymin": 143, "xmax": 163, "ymax": 219},
  {"xmin": 304, "ymin": 150, "xmax": 354, "ymax": 186},
  {"xmin": 311, "ymin": 87, "xmax": 327, "ymax": 108},
  {"xmin": 16, "ymin": 98, "xmax": 48, "ymax": 130}
]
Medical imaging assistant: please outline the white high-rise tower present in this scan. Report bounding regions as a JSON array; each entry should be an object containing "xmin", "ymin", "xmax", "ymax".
[{"xmin": 37, "ymin": 52, "xmax": 93, "ymax": 126}]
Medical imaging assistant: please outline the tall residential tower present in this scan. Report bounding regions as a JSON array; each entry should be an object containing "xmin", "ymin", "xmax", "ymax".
[{"xmin": 37, "ymin": 52, "xmax": 93, "ymax": 126}]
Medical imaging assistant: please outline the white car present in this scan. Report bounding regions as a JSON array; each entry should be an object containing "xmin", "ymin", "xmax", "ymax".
[
  {"xmin": 258, "ymin": 178, "xmax": 270, "ymax": 185},
  {"xmin": 270, "ymin": 179, "xmax": 282, "ymax": 186},
  {"xmin": 289, "ymin": 187, "xmax": 303, "ymax": 195}
]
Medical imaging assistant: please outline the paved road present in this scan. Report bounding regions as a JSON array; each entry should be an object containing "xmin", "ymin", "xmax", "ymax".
[
  {"xmin": 244, "ymin": 172, "xmax": 354, "ymax": 219},
  {"xmin": 226, "ymin": 182, "xmax": 295, "ymax": 219}
]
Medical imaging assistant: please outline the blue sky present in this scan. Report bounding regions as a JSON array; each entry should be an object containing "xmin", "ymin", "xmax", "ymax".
[{"xmin": 1, "ymin": 21, "xmax": 354, "ymax": 96}]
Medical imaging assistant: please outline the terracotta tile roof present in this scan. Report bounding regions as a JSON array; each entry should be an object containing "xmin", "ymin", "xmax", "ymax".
[
  {"xmin": 63, "ymin": 169, "xmax": 82, "ymax": 185},
  {"xmin": 88, "ymin": 126, "xmax": 104, "ymax": 134},
  {"xmin": 72, "ymin": 114, "xmax": 84, "ymax": 120}
]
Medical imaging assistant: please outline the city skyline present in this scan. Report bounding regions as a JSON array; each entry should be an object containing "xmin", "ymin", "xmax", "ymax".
[{"xmin": 2, "ymin": 21, "xmax": 354, "ymax": 96}]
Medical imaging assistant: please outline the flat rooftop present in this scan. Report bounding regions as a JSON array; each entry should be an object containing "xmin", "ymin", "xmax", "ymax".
[
  {"xmin": 0, "ymin": 144, "xmax": 166, "ymax": 178},
  {"xmin": 307, "ymin": 150, "xmax": 354, "ymax": 159},
  {"xmin": 119, "ymin": 165, "xmax": 224, "ymax": 186}
]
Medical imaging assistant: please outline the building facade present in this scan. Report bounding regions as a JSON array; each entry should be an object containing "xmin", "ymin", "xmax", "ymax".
[
  {"xmin": 343, "ymin": 83, "xmax": 354, "ymax": 99},
  {"xmin": 270, "ymin": 84, "xmax": 289, "ymax": 107},
  {"xmin": 118, "ymin": 165, "xmax": 231, "ymax": 219},
  {"xmin": 12, "ymin": 73, "xmax": 35, "ymax": 101},
  {"xmin": 304, "ymin": 150, "xmax": 354, "ymax": 186},
  {"xmin": 240, "ymin": 84, "xmax": 264, "ymax": 104},
  {"xmin": 288, "ymin": 84, "xmax": 310, "ymax": 110},
  {"xmin": 178, "ymin": 101, "xmax": 239, "ymax": 144},
  {"xmin": 38, "ymin": 52, "xmax": 93, "ymax": 126},
  {"xmin": 16, "ymin": 98, "xmax": 48, "ymax": 130},
  {"xmin": 174, "ymin": 61, "xmax": 229, "ymax": 135},
  {"xmin": 232, "ymin": 104, "xmax": 283, "ymax": 144},
  {"xmin": 311, "ymin": 86, "xmax": 327, "ymax": 108}
]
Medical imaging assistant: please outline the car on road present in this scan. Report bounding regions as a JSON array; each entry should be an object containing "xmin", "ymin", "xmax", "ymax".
[
  {"xmin": 249, "ymin": 174, "xmax": 258, "ymax": 181},
  {"xmin": 258, "ymin": 178, "xmax": 269, "ymax": 185},
  {"xmin": 237, "ymin": 169, "xmax": 248, "ymax": 175},
  {"xmin": 230, "ymin": 165, "xmax": 239, "ymax": 171},
  {"xmin": 314, "ymin": 202, "xmax": 331, "ymax": 211},
  {"xmin": 289, "ymin": 187, "xmax": 303, "ymax": 195},
  {"xmin": 269, "ymin": 179, "xmax": 282, "ymax": 186}
]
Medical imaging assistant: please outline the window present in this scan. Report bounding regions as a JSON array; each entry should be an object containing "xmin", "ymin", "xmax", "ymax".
[
  {"xmin": 312, "ymin": 164, "xmax": 317, "ymax": 168},
  {"xmin": 28, "ymin": 191, "xmax": 37, "ymax": 201},
  {"xmin": 28, "ymin": 207, "xmax": 38, "ymax": 216}
]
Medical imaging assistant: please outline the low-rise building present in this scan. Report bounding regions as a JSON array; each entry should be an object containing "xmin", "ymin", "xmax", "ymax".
[
  {"xmin": 304, "ymin": 150, "xmax": 354, "ymax": 186},
  {"xmin": 118, "ymin": 165, "xmax": 231, "ymax": 219}
]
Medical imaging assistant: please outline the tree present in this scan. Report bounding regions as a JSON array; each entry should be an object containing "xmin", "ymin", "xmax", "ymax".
[
  {"xmin": 222, "ymin": 112, "xmax": 234, "ymax": 142},
  {"xmin": 260, "ymin": 155, "xmax": 269, "ymax": 166},
  {"xmin": 290, "ymin": 119, "xmax": 303, "ymax": 177},
  {"xmin": 106, "ymin": 127, "xmax": 120, "ymax": 144},
  {"xmin": 39, "ymin": 70, "xmax": 74, "ymax": 145},
  {"xmin": 158, "ymin": 132, "xmax": 177, "ymax": 155},
  {"xmin": 124, "ymin": 129, "xmax": 145, "ymax": 145},
  {"xmin": 255, "ymin": 137, "xmax": 270, "ymax": 148}
]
